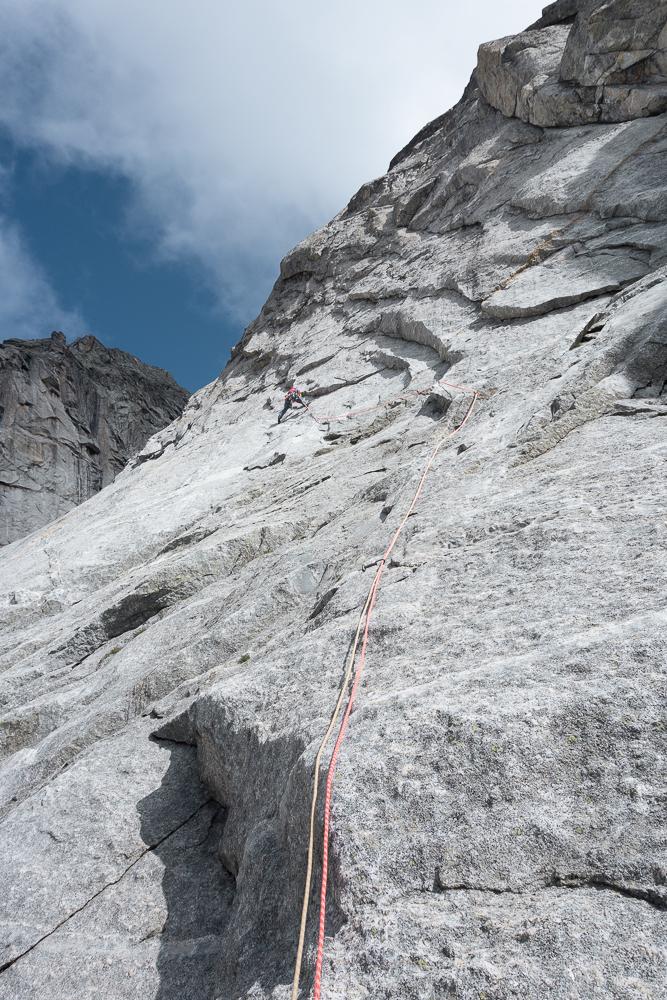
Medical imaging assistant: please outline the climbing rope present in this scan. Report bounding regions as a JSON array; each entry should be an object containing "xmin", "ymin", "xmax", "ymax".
[
  {"xmin": 288, "ymin": 215, "xmax": 590, "ymax": 996},
  {"xmin": 290, "ymin": 384, "xmax": 479, "ymax": 1000}
]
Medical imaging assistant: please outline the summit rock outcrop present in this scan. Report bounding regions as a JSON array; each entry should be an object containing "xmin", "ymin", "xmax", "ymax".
[
  {"xmin": 478, "ymin": 0, "xmax": 667, "ymax": 125},
  {"xmin": 0, "ymin": 3, "xmax": 665, "ymax": 999},
  {"xmin": 0, "ymin": 332, "xmax": 189, "ymax": 545}
]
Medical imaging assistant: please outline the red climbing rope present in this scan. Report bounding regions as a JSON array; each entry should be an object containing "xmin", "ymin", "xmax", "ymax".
[{"xmin": 310, "ymin": 388, "xmax": 478, "ymax": 999}]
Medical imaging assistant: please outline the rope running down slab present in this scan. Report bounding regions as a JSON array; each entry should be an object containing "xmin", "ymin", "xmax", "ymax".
[{"xmin": 290, "ymin": 383, "xmax": 478, "ymax": 1000}]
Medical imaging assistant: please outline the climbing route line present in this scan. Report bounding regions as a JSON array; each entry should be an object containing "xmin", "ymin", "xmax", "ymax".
[{"xmin": 290, "ymin": 382, "xmax": 479, "ymax": 1000}]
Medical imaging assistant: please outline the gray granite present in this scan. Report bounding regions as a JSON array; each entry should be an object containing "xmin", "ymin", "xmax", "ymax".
[
  {"xmin": 0, "ymin": 332, "xmax": 188, "ymax": 545},
  {"xmin": 0, "ymin": 3, "xmax": 665, "ymax": 998}
]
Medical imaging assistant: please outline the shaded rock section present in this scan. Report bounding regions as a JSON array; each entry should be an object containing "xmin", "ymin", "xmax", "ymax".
[{"xmin": 0, "ymin": 331, "xmax": 189, "ymax": 545}]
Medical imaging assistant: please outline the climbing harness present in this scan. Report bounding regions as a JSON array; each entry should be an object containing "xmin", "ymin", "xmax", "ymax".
[{"xmin": 290, "ymin": 381, "xmax": 479, "ymax": 1000}]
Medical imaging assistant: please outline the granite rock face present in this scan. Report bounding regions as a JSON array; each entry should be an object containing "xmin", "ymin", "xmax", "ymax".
[
  {"xmin": 0, "ymin": 4, "xmax": 666, "ymax": 999},
  {"xmin": 478, "ymin": 0, "xmax": 667, "ymax": 126},
  {"xmin": 0, "ymin": 332, "xmax": 189, "ymax": 545}
]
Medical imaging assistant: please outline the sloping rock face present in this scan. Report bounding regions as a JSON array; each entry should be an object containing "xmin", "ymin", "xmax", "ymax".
[
  {"xmin": 0, "ymin": 4, "xmax": 666, "ymax": 999},
  {"xmin": 0, "ymin": 332, "xmax": 189, "ymax": 545}
]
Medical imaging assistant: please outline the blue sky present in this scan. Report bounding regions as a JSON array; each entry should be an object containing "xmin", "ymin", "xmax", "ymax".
[
  {"xmin": 0, "ymin": 133, "xmax": 238, "ymax": 389},
  {"xmin": 0, "ymin": 1, "xmax": 541, "ymax": 392}
]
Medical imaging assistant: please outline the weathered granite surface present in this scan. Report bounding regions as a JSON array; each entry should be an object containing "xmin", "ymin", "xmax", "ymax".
[
  {"xmin": 478, "ymin": 0, "xmax": 667, "ymax": 126},
  {"xmin": 0, "ymin": 332, "xmax": 189, "ymax": 545},
  {"xmin": 0, "ymin": 3, "xmax": 665, "ymax": 998}
]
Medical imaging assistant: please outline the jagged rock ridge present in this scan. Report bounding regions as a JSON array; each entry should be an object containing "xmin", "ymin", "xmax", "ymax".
[
  {"xmin": 0, "ymin": 2, "xmax": 665, "ymax": 998},
  {"xmin": 0, "ymin": 331, "xmax": 189, "ymax": 545}
]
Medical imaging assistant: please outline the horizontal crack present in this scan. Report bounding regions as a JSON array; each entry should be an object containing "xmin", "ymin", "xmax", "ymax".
[
  {"xmin": 148, "ymin": 731, "xmax": 196, "ymax": 746},
  {"xmin": 434, "ymin": 875, "xmax": 666, "ymax": 910},
  {"xmin": 307, "ymin": 367, "xmax": 388, "ymax": 399},
  {"xmin": 352, "ymin": 467, "xmax": 388, "ymax": 477},
  {"xmin": 0, "ymin": 798, "xmax": 214, "ymax": 975}
]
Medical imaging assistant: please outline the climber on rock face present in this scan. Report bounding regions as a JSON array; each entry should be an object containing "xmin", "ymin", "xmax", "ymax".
[{"xmin": 277, "ymin": 385, "xmax": 307, "ymax": 423}]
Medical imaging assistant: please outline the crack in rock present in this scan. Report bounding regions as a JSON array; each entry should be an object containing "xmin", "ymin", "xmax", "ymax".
[
  {"xmin": 433, "ymin": 871, "xmax": 667, "ymax": 910},
  {"xmin": 0, "ymin": 799, "xmax": 215, "ymax": 976}
]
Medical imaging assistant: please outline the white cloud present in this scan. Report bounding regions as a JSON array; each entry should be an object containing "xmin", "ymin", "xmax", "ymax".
[
  {"xmin": 0, "ymin": 0, "xmax": 543, "ymax": 321},
  {"xmin": 0, "ymin": 217, "xmax": 85, "ymax": 339}
]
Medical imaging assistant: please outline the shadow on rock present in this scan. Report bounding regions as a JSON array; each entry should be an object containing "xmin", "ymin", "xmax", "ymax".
[{"xmin": 137, "ymin": 740, "xmax": 235, "ymax": 1000}]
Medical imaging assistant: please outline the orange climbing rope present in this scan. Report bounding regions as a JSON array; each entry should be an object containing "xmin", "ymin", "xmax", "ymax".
[
  {"xmin": 289, "ymin": 216, "xmax": 588, "ymax": 996},
  {"xmin": 290, "ymin": 383, "xmax": 479, "ymax": 1000}
]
